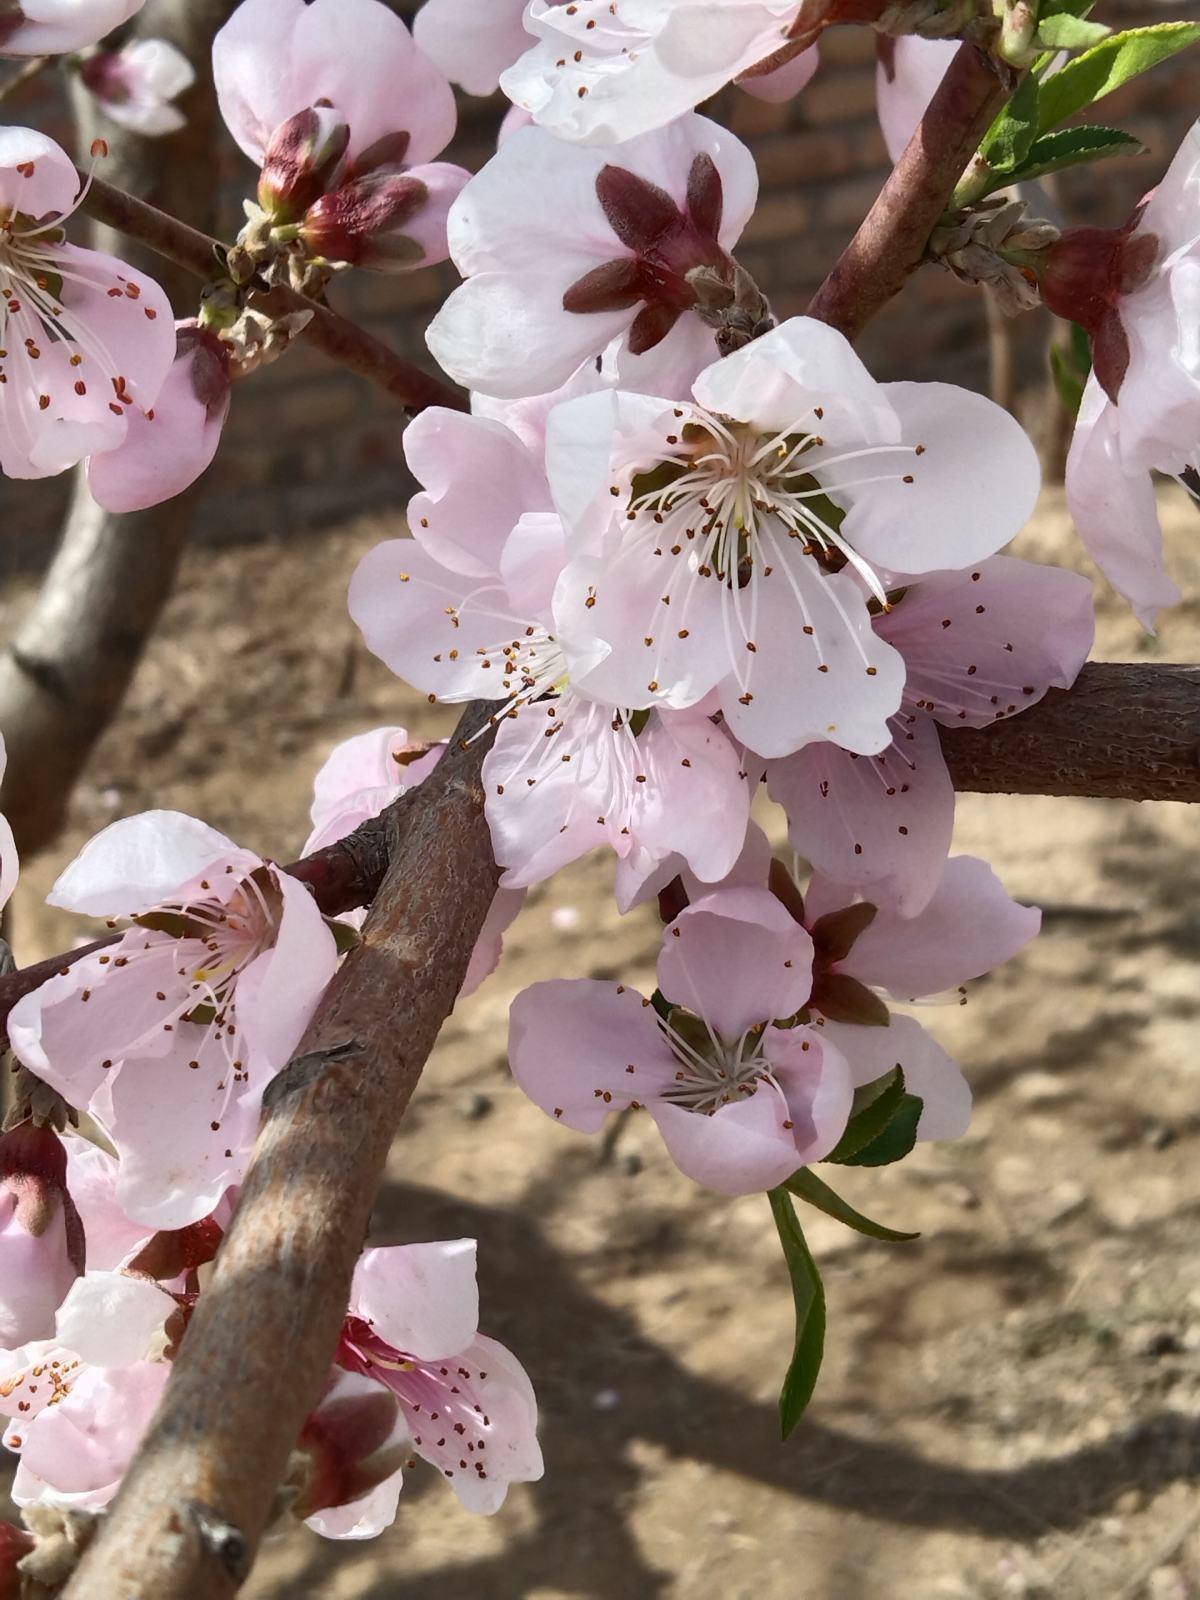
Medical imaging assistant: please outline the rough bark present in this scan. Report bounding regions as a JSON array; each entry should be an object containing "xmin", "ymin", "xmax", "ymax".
[
  {"xmin": 0, "ymin": 0, "xmax": 235, "ymax": 858},
  {"xmin": 61, "ymin": 703, "xmax": 499, "ymax": 1600}
]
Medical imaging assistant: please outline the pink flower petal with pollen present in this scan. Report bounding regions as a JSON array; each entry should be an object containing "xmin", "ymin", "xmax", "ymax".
[
  {"xmin": 508, "ymin": 979, "xmax": 678, "ymax": 1131},
  {"xmin": 768, "ymin": 712, "xmax": 955, "ymax": 919},
  {"xmin": 814, "ymin": 1013, "xmax": 972, "ymax": 1141},
  {"xmin": 842, "ymin": 855, "xmax": 1040, "ymax": 1000},
  {"xmin": 0, "ymin": 126, "xmax": 79, "ymax": 214},
  {"xmin": 879, "ymin": 554, "xmax": 1095, "ymax": 727},
  {"xmin": 838, "ymin": 381, "xmax": 1042, "ymax": 573},
  {"xmin": 53, "ymin": 1272, "xmax": 173, "ymax": 1369},
  {"xmin": 352, "ymin": 1241, "xmax": 480, "ymax": 1363},
  {"xmin": 88, "ymin": 323, "xmax": 231, "ymax": 514},
  {"xmin": 214, "ymin": 0, "xmax": 456, "ymax": 170},
  {"xmin": 1065, "ymin": 376, "xmax": 1181, "ymax": 629},
  {"xmin": 234, "ymin": 872, "xmax": 338, "ymax": 1079},
  {"xmin": 657, "ymin": 888, "xmax": 814, "ymax": 1041},
  {"xmin": 11, "ymin": 1361, "xmax": 168, "ymax": 1512}
]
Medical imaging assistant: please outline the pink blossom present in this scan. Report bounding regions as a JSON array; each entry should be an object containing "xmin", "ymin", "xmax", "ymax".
[
  {"xmin": 0, "ymin": 128, "xmax": 175, "ymax": 481},
  {"xmin": 214, "ymin": 0, "xmax": 468, "ymax": 271},
  {"xmin": 1050, "ymin": 120, "xmax": 1200, "ymax": 626},
  {"xmin": 427, "ymin": 115, "xmax": 758, "ymax": 400},
  {"xmin": 801, "ymin": 855, "xmax": 1041, "ymax": 1139},
  {"xmin": 349, "ymin": 406, "xmax": 753, "ymax": 889},
  {"xmin": 8, "ymin": 811, "xmax": 339, "ymax": 1229},
  {"xmin": 501, "ymin": 0, "xmax": 817, "ymax": 145},
  {"xmin": 87, "ymin": 321, "xmax": 232, "ymax": 513},
  {"xmin": 303, "ymin": 727, "xmax": 522, "ymax": 997},
  {"xmin": 414, "ymin": 0, "xmax": 537, "ymax": 96},
  {"xmin": 335, "ymin": 1240, "xmax": 543, "ymax": 1520},
  {"xmin": 509, "ymin": 888, "xmax": 853, "ymax": 1193},
  {"xmin": 767, "ymin": 555, "xmax": 1094, "ymax": 915},
  {"xmin": 0, "ymin": 1270, "xmax": 174, "ymax": 1512},
  {"xmin": 874, "ymin": 36, "xmax": 957, "ymax": 163},
  {"xmin": 0, "ymin": 1125, "xmax": 84, "ymax": 1349},
  {"xmin": 0, "ymin": 0, "xmax": 145, "ymax": 57},
  {"xmin": 78, "ymin": 38, "xmax": 195, "ymax": 136},
  {"xmin": 548, "ymin": 316, "xmax": 1041, "ymax": 759}
]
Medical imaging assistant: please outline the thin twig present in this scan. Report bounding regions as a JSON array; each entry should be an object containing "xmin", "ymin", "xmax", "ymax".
[
  {"xmin": 806, "ymin": 42, "xmax": 1013, "ymax": 337},
  {"xmin": 77, "ymin": 172, "xmax": 468, "ymax": 415},
  {"xmin": 60, "ymin": 701, "xmax": 499, "ymax": 1600},
  {"xmin": 0, "ymin": 54, "xmax": 50, "ymax": 105}
]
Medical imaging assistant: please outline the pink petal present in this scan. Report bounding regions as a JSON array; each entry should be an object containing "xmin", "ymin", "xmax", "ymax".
[
  {"xmin": 53, "ymin": 1271, "xmax": 172, "ymax": 1368},
  {"xmin": 12, "ymin": 1361, "xmax": 168, "ymax": 1511},
  {"xmin": 879, "ymin": 554, "xmax": 1095, "ymax": 728},
  {"xmin": 352, "ymin": 1241, "xmax": 480, "ymax": 1362},
  {"xmin": 738, "ymin": 43, "xmax": 820, "ymax": 102},
  {"xmin": 307, "ymin": 1467, "xmax": 404, "ymax": 1540},
  {"xmin": 813, "ymin": 1014, "xmax": 972, "ymax": 1141},
  {"xmin": 0, "ymin": 0, "xmax": 146, "ymax": 58},
  {"xmin": 461, "ymin": 886, "xmax": 525, "ymax": 998},
  {"xmin": 405, "ymin": 407, "xmax": 553, "ymax": 578},
  {"xmin": 841, "ymin": 381, "xmax": 1042, "ymax": 572},
  {"xmin": 767, "ymin": 1024, "xmax": 855, "ymax": 1163},
  {"xmin": 657, "ymin": 888, "xmax": 814, "ymax": 1041},
  {"xmin": 1065, "ymin": 376, "xmax": 1181, "ymax": 629},
  {"xmin": 875, "ymin": 37, "xmax": 958, "ymax": 164},
  {"xmin": 508, "ymin": 979, "xmax": 677, "ymax": 1131},
  {"xmin": 768, "ymin": 712, "xmax": 955, "ymax": 919},
  {"xmin": 650, "ymin": 1092, "xmax": 805, "ymax": 1195},
  {"xmin": 235, "ymin": 871, "xmax": 338, "ymax": 1079},
  {"xmin": 0, "ymin": 127, "xmax": 80, "ymax": 215},
  {"xmin": 615, "ymin": 815, "xmax": 775, "ymax": 915},
  {"xmin": 47, "ymin": 810, "xmax": 251, "ymax": 917},
  {"xmin": 846, "ymin": 855, "xmax": 1040, "ymax": 1000},
  {"xmin": 413, "ymin": 0, "xmax": 531, "ymax": 94}
]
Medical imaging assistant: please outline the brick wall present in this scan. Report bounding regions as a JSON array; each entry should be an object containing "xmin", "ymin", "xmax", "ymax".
[{"xmin": 2, "ymin": 1, "xmax": 1197, "ymax": 556}]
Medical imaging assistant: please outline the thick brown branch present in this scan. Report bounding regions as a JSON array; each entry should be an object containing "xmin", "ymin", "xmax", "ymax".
[
  {"xmin": 938, "ymin": 662, "xmax": 1200, "ymax": 802},
  {"xmin": 806, "ymin": 42, "xmax": 1011, "ymax": 338},
  {"xmin": 61, "ymin": 702, "xmax": 499, "ymax": 1600},
  {"xmin": 78, "ymin": 173, "xmax": 468, "ymax": 414}
]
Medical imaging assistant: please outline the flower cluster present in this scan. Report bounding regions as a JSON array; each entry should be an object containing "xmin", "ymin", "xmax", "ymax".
[{"xmin": 2, "ymin": 0, "xmax": 1198, "ymax": 1573}]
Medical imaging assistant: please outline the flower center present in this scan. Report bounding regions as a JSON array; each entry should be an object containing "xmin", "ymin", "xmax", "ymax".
[{"xmin": 658, "ymin": 1009, "xmax": 776, "ymax": 1115}]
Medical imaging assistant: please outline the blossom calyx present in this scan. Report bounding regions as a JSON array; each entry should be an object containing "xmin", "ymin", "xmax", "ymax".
[
  {"xmin": 562, "ymin": 155, "xmax": 741, "ymax": 356},
  {"xmin": 302, "ymin": 171, "xmax": 428, "ymax": 270},
  {"xmin": 1040, "ymin": 218, "xmax": 1160, "ymax": 401},
  {"xmin": 291, "ymin": 1374, "xmax": 409, "ymax": 1521},
  {"xmin": 258, "ymin": 104, "xmax": 350, "ymax": 223},
  {"xmin": 930, "ymin": 197, "xmax": 1059, "ymax": 316}
]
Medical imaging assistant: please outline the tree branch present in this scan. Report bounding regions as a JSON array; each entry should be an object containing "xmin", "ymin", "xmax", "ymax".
[
  {"xmin": 61, "ymin": 702, "xmax": 499, "ymax": 1600},
  {"xmin": 78, "ymin": 172, "xmax": 468, "ymax": 414},
  {"xmin": 938, "ymin": 662, "xmax": 1200, "ymax": 802},
  {"xmin": 806, "ymin": 42, "xmax": 1012, "ymax": 338}
]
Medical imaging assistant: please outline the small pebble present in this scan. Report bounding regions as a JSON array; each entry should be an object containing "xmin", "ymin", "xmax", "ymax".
[{"xmin": 458, "ymin": 1092, "xmax": 493, "ymax": 1122}]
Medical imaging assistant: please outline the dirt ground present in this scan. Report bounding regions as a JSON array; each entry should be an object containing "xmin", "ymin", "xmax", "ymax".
[{"xmin": 2, "ymin": 485, "xmax": 1199, "ymax": 1600}]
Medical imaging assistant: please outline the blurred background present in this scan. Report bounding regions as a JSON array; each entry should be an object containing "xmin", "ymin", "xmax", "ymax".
[{"xmin": 2, "ymin": 4, "xmax": 1200, "ymax": 1597}]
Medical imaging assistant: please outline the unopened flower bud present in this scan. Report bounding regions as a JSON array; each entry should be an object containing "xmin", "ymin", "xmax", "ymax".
[
  {"xmin": 291, "ymin": 1371, "xmax": 409, "ymax": 1520},
  {"xmin": 0, "ymin": 1123, "xmax": 85, "ymax": 1347},
  {"xmin": 302, "ymin": 162, "xmax": 468, "ymax": 272},
  {"xmin": 258, "ymin": 103, "xmax": 349, "ymax": 223}
]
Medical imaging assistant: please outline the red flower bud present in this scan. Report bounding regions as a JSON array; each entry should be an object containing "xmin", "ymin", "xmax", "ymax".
[
  {"xmin": 258, "ymin": 103, "xmax": 350, "ymax": 223},
  {"xmin": 302, "ymin": 171, "xmax": 429, "ymax": 269}
]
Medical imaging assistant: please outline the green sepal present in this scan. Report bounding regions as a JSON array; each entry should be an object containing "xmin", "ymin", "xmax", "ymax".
[
  {"xmin": 823, "ymin": 1066, "xmax": 907, "ymax": 1163},
  {"xmin": 768, "ymin": 1187, "xmax": 827, "ymax": 1439},
  {"xmin": 1035, "ymin": 23, "xmax": 1200, "ymax": 136},
  {"xmin": 785, "ymin": 1168, "xmax": 920, "ymax": 1244},
  {"xmin": 1009, "ymin": 124, "xmax": 1145, "ymax": 186},
  {"xmin": 649, "ymin": 987, "xmax": 672, "ymax": 1022},
  {"xmin": 326, "ymin": 916, "xmax": 363, "ymax": 957}
]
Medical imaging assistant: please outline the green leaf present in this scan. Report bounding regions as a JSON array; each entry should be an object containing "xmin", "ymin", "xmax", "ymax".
[
  {"xmin": 768, "ymin": 1188, "xmax": 827, "ymax": 1438},
  {"xmin": 326, "ymin": 916, "xmax": 363, "ymax": 956},
  {"xmin": 1050, "ymin": 344, "xmax": 1086, "ymax": 416},
  {"xmin": 649, "ymin": 987, "xmax": 672, "ymax": 1022},
  {"xmin": 1036, "ymin": 23, "xmax": 1200, "ymax": 135},
  {"xmin": 840, "ymin": 1091, "xmax": 923, "ymax": 1167},
  {"xmin": 1036, "ymin": 14, "xmax": 1109, "ymax": 49},
  {"xmin": 786, "ymin": 1168, "xmax": 920, "ymax": 1244},
  {"xmin": 1037, "ymin": 0, "xmax": 1099, "ymax": 22},
  {"xmin": 979, "ymin": 71, "xmax": 1042, "ymax": 174},
  {"xmin": 1010, "ymin": 124, "xmax": 1146, "ymax": 184},
  {"xmin": 823, "ymin": 1067, "xmax": 907, "ymax": 1163}
]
